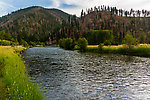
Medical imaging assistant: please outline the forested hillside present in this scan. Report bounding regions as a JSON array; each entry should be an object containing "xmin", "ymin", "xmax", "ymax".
[
  {"xmin": 0, "ymin": 6, "xmax": 150, "ymax": 45},
  {"xmin": 62, "ymin": 6, "xmax": 150, "ymax": 44},
  {"xmin": 0, "ymin": 6, "xmax": 71, "ymax": 44}
]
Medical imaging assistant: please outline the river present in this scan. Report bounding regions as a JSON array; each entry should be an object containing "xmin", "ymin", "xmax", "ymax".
[{"xmin": 23, "ymin": 47, "xmax": 150, "ymax": 100}]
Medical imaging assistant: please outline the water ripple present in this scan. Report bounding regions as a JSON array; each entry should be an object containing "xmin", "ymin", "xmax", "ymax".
[{"xmin": 23, "ymin": 47, "xmax": 150, "ymax": 100}]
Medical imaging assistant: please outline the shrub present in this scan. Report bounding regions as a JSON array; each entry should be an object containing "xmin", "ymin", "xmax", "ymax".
[
  {"xmin": 84, "ymin": 30, "xmax": 113, "ymax": 45},
  {"xmin": 20, "ymin": 40, "xmax": 29, "ymax": 47},
  {"xmin": 78, "ymin": 38, "xmax": 88, "ymax": 52},
  {"xmin": 29, "ymin": 41, "xmax": 36, "ymax": 47},
  {"xmin": 0, "ymin": 30, "xmax": 12, "ymax": 40},
  {"xmin": 59, "ymin": 38, "xmax": 75, "ymax": 50},
  {"xmin": 11, "ymin": 42, "xmax": 19, "ymax": 46},
  {"xmin": 104, "ymin": 40, "xmax": 111, "ymax": 45},
  {"xmin": 64, "ymin": 38, "xmax": 74, "ymax": 50},
  {"xmin": 140, "ymin": 33, "xmax": 146, "ymax": 44},
  {"xmin": 98, "ymin": 43, "xmax": 104, "ymax": 51},
  {"xmin": 123, "ymin": 32, "xmax": 138, "ymax": 49},
  {"xmin": 59, "ymin": 39, "xmax": 65, "ymax": 48},
  {"xmin": 38, "ymin": 42, "xmax": 45, "ymax": 47},
  {"xmin": 0, "ymin": 40, "xmax": 11, "ymax": 46}
]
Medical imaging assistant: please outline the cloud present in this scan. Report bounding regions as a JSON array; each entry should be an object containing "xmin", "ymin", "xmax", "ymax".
[
  {"xmin": 0, "ymin": 1, "xmax": 15, "ymax": 8},
  {"xmin": 48, "ymin": 0, "xmax": 116, "ymax": 16},
  {"xmin": 0, "ymin": 0, "xmax": 150, "ymax": 17},
  {"xmin": 0, "ymin": 1, "xmax": 16, "ymax": 16},
  {"xmin": 60, "ymin": 3, "xmax": 77, "ymax": 8},
  {"xmin": 45, "ymin": 0, "xmax": 150, "ymax": 16}
]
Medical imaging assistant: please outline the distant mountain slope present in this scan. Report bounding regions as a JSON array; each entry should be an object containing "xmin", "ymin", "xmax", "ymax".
[
  {"xmin": 48, "ymin": 8, "xmax": 71, "ymax": 21},
  {"xmin": 62, "ymin": 10, "xmax": 150, "ymax": 44},
  {"xmin": 82, "ymin": 11, "xmax": 150, "ymax": 43},
  {"xmin": 0, "ymin": 6, "xmax": 150, "ymax": 44},
  {"xmin": 0, "ymin": 6, "xmax": 71, "ymax": 43}
]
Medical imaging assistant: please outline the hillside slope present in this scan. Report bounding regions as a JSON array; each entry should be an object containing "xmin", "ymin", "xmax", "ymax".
[
  {"xmin": 0, "ymin": 6, "xmax": 71, "ymax": 43},
  {"xmin": 0, "ymin": 6, "xmax": 150, "ymax": 44},
  {"xmin": 62, "ymin": 10, "xmax": 150, "ymax": 44}
]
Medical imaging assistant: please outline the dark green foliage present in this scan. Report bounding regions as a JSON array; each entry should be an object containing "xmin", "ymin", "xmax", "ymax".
[
  {"xmin": 10, "ymin": 41, "xmax": 19, "ymax": 46},
  {"xmin": 64, "ymin": 38, "xmax": 74, "ymax": 50},
  {"xmin": 29, "ymin": 41, "xmax": 36, "ymax": 47},
  {"xmin": 0, "ymin": 40, "xmax": 11, "ymax": 46},
  {"xmin": 130, "ymin": 47, "xmax": 150, "ymax": 57},
  {"xmin": 36, "ymin": 42, "xmax": 45, "ymax": 47},
  {"xmin": 140, "ymin": 33, "xmax": 146, "ymax": 43},
  {"xmin": 0, "ymin": 31, "xmax": 12, "ymax": 40},
  {"xmin": 59, "ymin": 38, "xmax": 75, "ymax": 50},
  {"xmin": 86, "ymin": 47, "xmax": 99, "ymax": 53},
  {"xmin": 84, "ymin": 30, "xmax": 113, "ymax": 45},
  {"xmin": 78, "ymin": 38, "xmax": 88, "ymax": 52},
  {"xmin": 98, "ymin": 43, "xmax": 104, "ymax": 51},
  {"xmin": 20, "ymin": 40, "xmax": 29, "ymax": 47},
  {"xmin": 104, "ymin": 40, "xmax": 111, "ymax": 45},
  {"xmin": 59, "ymin": 39, "xmax": 65, "ymax": 48},
  {"xmin": 123, "ymin": 32, "xmax": 138, "ymax": 49}
]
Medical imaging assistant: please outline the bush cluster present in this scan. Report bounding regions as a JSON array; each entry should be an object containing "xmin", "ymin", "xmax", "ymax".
[
  {"xmin": 104, "ymin": 40, "xmax": 111, "ymax": 45},
  {"xmin": 59, "ymin": 38, "xmax": 88, "ymax": 52},
  {"xmin": 20, "ymin": 39, "xmax": 29, "ymax": 47},
  {"xmin": 0, "ymin": 40, "xmax": 19, "ymax": 46},
  {"xmin": 0, "ymin": 39, "xmax": 45, "ymax": 47},
  {"xmin": 84, "ymin": 30, "xmax": 113, "ymax": 45},
  {"xmin": 78, "ymin": 38, "xmax": 88, "ymax": 52},
  {"xmin": 59, "ymin": 38, "xmax": 75, "ymax": 50},
  {"xmin": 98, "ymin": 43, "xmax": 104, "ymax": 51}
]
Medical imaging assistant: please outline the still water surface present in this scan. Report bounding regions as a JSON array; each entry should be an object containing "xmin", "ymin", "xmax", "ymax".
[{"xmin": 23, "ymin": 47, "xmax": 150, "ymax": 100}]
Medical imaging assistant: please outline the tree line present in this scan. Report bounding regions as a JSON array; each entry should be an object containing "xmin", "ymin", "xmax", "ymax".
[{"xmin": 81, "ymin": 5, "xmax": 150, "ymax": 17}]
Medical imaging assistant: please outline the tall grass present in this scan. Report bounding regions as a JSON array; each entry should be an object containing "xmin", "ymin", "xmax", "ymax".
[
  {"xmin": 0, "ymin": 47, "xmax": 43, "ymax": 100},
  {"xmin": 86, "ymin": 47, "xmax": 99, "ymax": 53},
  {"xmin": 86, "ymin": 44, "xmax": 150, "ymax": 57},
  {"xmin": 130, "ymin": 46, "xmax": 150, "ymax": 57}
]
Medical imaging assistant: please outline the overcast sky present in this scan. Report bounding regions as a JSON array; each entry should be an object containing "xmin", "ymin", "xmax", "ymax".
[{"xmin": 0, "ymin": 0, "xmax": 150, "ymax": 17}]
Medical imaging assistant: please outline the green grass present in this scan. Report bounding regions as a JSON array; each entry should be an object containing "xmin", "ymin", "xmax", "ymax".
[
  {"xmin": 85, "ymin": 45, "xmax": 150, "ymax": 57},
  {"xmin": 102, "ymin": 47, "xmax": 127, "ymax": 54},
  {"xmin": 49, "ymin": 44, "xmax": 59, "ymax": 47},
  {"xmin": 130, "ymin": 47, "xmax": 150, "ymax": 57},
  {"xmin": 0, "ymin": 47, "xmax": 43, "ymax": 100},
  {"xmin": 86, "ymin": 47, "xmax": 99, "ymax": 53}
]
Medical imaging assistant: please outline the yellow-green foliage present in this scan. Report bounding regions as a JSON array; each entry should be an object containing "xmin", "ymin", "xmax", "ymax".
[
  {"xmin": 86, "ymin": 44, "xmax": 150, "ymax": 57},
  {"xmin": 59, "ymin": 38, "xmax": 74, "ymax": 50},
  {"xmin": 0, "ymin": 40, "xmax": 19, "ymax": 46},
  {"xmin": 78, "ymin": 38, "xmax": 88, "ymax": 52},
  {"xmin": 0, "ymin": 40, "xmax": 11, "ymax": 46},
  {"xmin": 0, "ymin": 47, "xmax": 43, "ymax": 100},
  {"xmin": 123, "ymin": 33, "xmax": 138, "ymax": 48},
  {"xmin": 86, "ymin": 47, "xmax": 99, "ymax": 53}
]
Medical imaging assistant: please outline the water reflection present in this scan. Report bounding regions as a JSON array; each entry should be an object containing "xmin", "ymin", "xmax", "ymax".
[{"xmin": 23, "ymin": 47, "xmax": 150, "ymax": 100}]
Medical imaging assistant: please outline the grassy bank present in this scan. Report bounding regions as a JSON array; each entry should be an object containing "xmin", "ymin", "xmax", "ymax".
[
  {"xmin": 86, "ymin": 44, "xmax": 150, "ymax": 57},
  {"xmin": 0, "ymin": 46, "xmax": 43, "ymax": 100}
]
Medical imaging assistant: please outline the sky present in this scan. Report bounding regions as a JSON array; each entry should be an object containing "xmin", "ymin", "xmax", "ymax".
[{"xmin": 0, "ymin": 0, "xmax": 150, "ymax": 17}]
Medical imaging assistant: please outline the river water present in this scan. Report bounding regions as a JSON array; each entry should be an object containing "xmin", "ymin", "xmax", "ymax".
[{"xmin": 23, "ymin": 47, "xmax": 150, "ymax": 100}]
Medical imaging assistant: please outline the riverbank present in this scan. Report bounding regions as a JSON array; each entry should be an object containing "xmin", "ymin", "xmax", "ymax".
[
  {"xmin": 0, "ymin": 46, "xmax": 43, "ymax": 100},
  {"xmin": 85, "ymin": 44, "xmax": 150, "ymax": 57}
]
